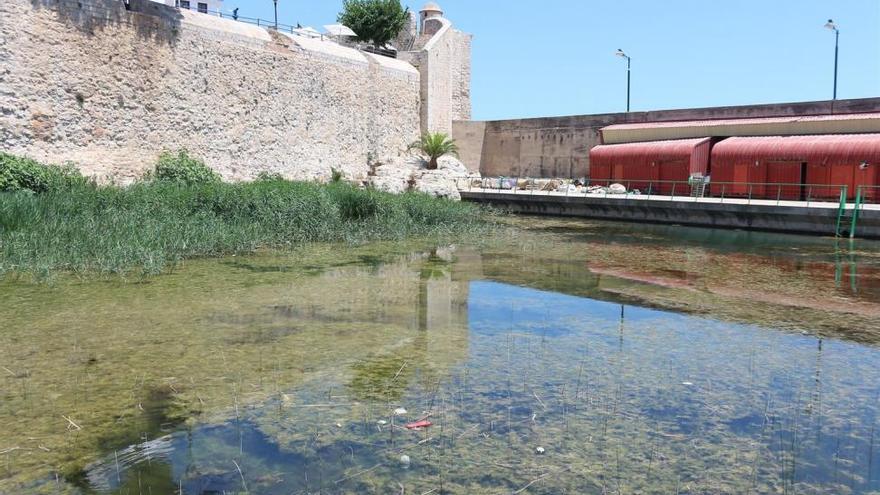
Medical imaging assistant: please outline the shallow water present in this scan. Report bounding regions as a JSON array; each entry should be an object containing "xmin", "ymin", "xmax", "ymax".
[{"xmin": 2, "ymin": 218, "xmax": 880, "ymax": 494}]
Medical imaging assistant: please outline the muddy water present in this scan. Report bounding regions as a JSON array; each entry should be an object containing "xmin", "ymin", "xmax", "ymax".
[{"xmin": 2, "ymin": 218, "xmax": 880, "ymax": 494}]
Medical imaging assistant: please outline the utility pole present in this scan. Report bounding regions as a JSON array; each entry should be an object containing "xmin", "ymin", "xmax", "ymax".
[
  {"xmin": 615, "ymin": 49, "xmax": 632, "ymax": 112},
  {"xmin": 273, "ymin": 0, "xmax": 279, "ymax": 30}
]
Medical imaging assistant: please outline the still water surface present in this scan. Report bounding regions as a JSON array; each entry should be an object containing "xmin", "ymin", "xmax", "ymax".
[{"xmin": 2, "ymin": 218, "xmax": 880, "ymax": 494}]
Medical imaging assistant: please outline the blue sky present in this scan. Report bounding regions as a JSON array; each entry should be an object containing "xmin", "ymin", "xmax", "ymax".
[{"xmin": 233, "ymin": 0, "xmax": 879, "ymax": 121}]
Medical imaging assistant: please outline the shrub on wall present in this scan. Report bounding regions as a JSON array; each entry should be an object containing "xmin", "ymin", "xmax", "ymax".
[
  {"xmin": 0, "ymin": 152, "xmax": 87, "ymax": 193},
  {"xmin": 148, "ymin": 150, "xmax": 221, "ymax": 185}
]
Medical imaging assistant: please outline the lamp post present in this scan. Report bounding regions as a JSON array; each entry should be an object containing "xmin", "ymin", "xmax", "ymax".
[
  {"xmin": 615, "ymin": 49, "xmax": 631, "ymax": 112},
  {"xmin": 273, "ymin": 0, "xmax": 279, "ymax": 30},
  {"xmin": 824, "ymin": 19, "xmax": 839, "ymax": 100}
]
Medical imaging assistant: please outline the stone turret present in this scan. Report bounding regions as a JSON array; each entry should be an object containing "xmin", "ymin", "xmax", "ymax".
[
  {"xmin": 420, "ymin": 2, "xmax": 444, "ymax": 36},
  {"xmin": 399, "ymin": 2, "xmax": 472, "ymax": 134}
]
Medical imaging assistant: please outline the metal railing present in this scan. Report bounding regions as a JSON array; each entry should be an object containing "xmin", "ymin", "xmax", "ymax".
[
  {"xmin": 849, "ymin": 186, "xmax": 880, "ymax": 238},
  {"xmin": 176, "ymin": 5, "xmax": 399, "ymax": 58},
  {"xmin": 457, "ymin": 177, "xmax": 877, "ymax": 238}
]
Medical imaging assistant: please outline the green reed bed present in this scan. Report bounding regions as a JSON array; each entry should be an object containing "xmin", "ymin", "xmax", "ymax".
[{"xmin": 0, "ymin": 153, "xmax": 492, "ymax": 277}]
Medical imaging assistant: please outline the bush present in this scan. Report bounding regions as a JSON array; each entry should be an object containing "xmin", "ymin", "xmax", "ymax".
[
  {"xmin": 0, "ymin": 152, "xmax": 87, "ymax": 193},
  {"xmin": 149, "ymin": 150, "xmax": 221, "ymax": 185}
]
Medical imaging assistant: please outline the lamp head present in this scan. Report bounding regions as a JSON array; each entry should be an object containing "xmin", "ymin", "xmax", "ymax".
[
  {"xmin": 615, "ymin": 49, "xmax": 628, "ymax": 59},
  {"xmin": 824, "ymin": 19, "xmax": 838, "ymax": 31}
]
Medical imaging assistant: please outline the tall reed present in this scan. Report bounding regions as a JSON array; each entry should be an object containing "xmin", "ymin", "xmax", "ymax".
[{"xmin": 0, "ymin": 178, "xmax": 491, "ymax": 278}]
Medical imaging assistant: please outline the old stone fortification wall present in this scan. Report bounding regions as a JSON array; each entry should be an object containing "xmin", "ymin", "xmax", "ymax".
[
  {"xmin": 449, "ymin": 30, "xmax": 472, "ymax": 122},
  {"xmin": 0, "ymin": 0, "xmax": 420, "ymax": 183},
  {"xmin": 455, "ymin": 97, "xmax": 880, "ymax": 178},
  {"xmin": 401, "ymin": 18, "xmax": 471, "ymax": 134},
  {"xmin": 451, "ymin": 120, "xmax": 484, "ymax": 174}
]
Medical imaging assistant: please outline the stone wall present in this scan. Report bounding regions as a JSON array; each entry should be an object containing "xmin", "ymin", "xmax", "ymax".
[
  {"xmin": 400, "ymin": 17, "xmax": 471, "ymax": 134},
  {"xmin": 455, "ymin": 97, "xmax": 880, "ymax": 178},
  {"xmin": 450, "ymin": 120, "xmax": 484, "ymax": 174},
  {"xmin": 0, "ymin": 0, "xmax": 420, "ymax": 183},
  {"xmin": 449, "ymin": 30, "xmax": 472, "ymax": 121}
]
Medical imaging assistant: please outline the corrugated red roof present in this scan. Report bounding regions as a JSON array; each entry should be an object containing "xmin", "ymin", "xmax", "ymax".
[
  {"xmin": 603, "ymin": 113, "xmax": 880, "ymax": 131},
  {"xmin": 590, "ymin": 137, "xmax": 711, "ymax": 159},
  {"xmin": 712, "ymin": 134, "xmax": 880, "ymax": 160}
]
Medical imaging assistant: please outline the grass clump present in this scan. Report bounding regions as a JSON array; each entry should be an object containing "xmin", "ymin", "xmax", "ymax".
[{"xmin": 0, "ymin": 153, "xmax": 491, "ymax": 278}]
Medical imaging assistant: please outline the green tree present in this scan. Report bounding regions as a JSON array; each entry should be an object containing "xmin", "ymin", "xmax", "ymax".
[
  {"xmin": 338, "ymin": 0, "xmax": 409, "ymax": 49},
  {"xmin": 410, "ymin": 132, "xmax": 459, "ymax": 170}
]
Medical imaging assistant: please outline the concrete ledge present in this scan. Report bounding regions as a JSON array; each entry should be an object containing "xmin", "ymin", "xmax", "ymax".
[
  {"xmin": 462, "ymin": 191, "xmax": 880, "ymax": 239},
  {"xmin": 281, "ymin": 33, "xmax": 369, "ymax": 66},
  {"xmin": 178, "ymin": 9, "xmax": 272, "ymax": 43},
  {"xmin": 364, "ymin": 53, "xmax": 419, "ymax": 78}
]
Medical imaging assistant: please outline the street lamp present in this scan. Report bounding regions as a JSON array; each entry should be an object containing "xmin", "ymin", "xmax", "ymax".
[
  {"xmin": 615, "ymin": 49, "xmax": 631, "ymax": 112},
  {"xmin": 273, "ymin": 0, "xmax": 279, "ymax": 30},
  {"xmin": 824, "ymin": 19, "xmax": 839, "ymax": 100}
]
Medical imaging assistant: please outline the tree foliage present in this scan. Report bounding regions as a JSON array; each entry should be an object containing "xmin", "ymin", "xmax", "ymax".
[
  {"xmin": 410, "ymin": 133, "xmax": 459, "ymax": 170},
  {"xmin": 338, "ymin": 0, "xmax": 409, "ymax": 49}
]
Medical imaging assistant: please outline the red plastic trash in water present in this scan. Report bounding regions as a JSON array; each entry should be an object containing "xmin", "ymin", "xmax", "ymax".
[{"xmin": 405, "ymin": 420, "xmax": 433, "ymax": 430}]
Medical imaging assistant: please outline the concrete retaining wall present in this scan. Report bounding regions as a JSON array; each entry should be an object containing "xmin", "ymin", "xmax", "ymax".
[
  {"xmin": 455, "ymin": 97, "xmax": 880, "ymax": 179},
  {"xmin": 461, "ymin": 192, "xmax": 880, "ymax": 239}
]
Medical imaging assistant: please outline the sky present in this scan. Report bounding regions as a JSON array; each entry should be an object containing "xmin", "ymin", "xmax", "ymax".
[{"xmin": 229, "ymin": 0, "xmax": 879, "ymax": 121}]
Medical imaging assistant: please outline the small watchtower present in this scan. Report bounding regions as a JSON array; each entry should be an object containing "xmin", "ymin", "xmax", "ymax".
[{"xmin": 420, "ymin": 2, "xmax": 445, "ymax": 36}]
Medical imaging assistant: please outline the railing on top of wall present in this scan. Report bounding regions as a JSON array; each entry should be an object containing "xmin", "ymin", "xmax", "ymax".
[
  {"xmin": 456, "ymin": 177, "xmax": 874, "ymax": 237},
  {"xmin": 175, "ymin": 5, "xmax": 399, "ymax": 58}
]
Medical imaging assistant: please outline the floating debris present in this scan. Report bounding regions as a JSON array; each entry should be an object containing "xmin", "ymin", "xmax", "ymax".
[
  {"xmin": 405, "ymin": 420, "xmax": 432, "ymax": 430},
  {"xmin": 376, "ymin": 420, "xmax": 388, "ymax": 426},
  {"xmin": 399, "ymin": 454, "xmax": 411, "ymax": 468},
  {"xmin": 393, "ymin": 407, "xmax": 407, "ymax": 416},
  {"xmin": 535, "ymin": 447, "xmax": 545, "ymax": 455},
  {"xmin": 681, "ymin": 381, "xmax": 694, "ymax": 386}
]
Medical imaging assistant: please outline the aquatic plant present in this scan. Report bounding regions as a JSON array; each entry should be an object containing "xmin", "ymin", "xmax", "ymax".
[{"xmin": 0, "ymin": 176, "xmax": 491, "ymax": 278}]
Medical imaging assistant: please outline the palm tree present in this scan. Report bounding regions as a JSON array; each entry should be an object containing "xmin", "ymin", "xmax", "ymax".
[{"xmin": 410, "ymin": 133, "xmax": 459, "ymax": 170}]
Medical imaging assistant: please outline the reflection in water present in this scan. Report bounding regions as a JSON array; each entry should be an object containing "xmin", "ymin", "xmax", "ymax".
[
  {"xmin": 2, "ymin": 218, "xmax": 880, "ymax": 494},
  {"xmin": 74, "ymin": 282, "xmax": 880, "ymax": 494}
]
